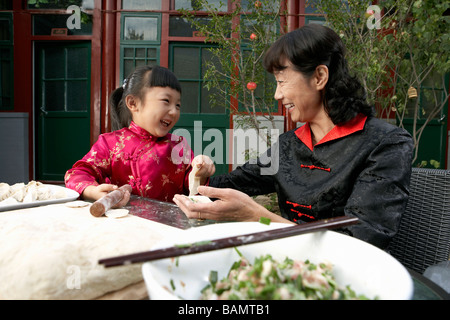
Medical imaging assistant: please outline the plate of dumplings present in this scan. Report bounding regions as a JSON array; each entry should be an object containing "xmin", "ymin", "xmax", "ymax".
[{"xmin": 0, "ymin": 181, "xmax": 79, "ymax": 212}]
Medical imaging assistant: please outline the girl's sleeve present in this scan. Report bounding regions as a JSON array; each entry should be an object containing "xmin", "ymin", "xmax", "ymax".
[
  {"xmin": 341, "ymin": 129, "xmax": 414, "ymax": 249},
  {"xmin": 64, "ymin": 135, "xmax": 112, "ymax": 196}
]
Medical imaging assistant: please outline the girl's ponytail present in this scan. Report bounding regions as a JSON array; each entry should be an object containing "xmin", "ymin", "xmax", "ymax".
[{"xmin": 109, "ymin": 86, "xmax": 131, "ymax": 131}]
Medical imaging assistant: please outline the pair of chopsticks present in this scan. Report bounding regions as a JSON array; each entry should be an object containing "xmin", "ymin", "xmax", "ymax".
[{"xmin": 98, "ymin": 216, "xmax": 358, "ymax": 268}]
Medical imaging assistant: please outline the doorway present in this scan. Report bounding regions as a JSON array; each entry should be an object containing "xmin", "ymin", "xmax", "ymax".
[{"xmin": 34, "ymin": 41, "xmax": 91, "ymax": 181}]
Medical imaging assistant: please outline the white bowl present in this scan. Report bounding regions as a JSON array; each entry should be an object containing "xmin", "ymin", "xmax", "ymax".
[{"xmin": 142, "ymin": 222, "xmax": 413, "ymax": 300}]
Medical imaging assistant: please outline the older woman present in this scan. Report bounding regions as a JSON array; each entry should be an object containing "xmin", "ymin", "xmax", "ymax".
[{"xmin": 173, "ymin": 24, "xmax": 413, "ymax": 249}]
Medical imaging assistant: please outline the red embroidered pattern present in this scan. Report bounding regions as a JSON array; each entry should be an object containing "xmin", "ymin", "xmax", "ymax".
[
  {"xmin": 300, "ymin": 164, "xmax": 331, "ymax": 172},
  {"xmin": 286, "ymin": 200, "xmax": 315, "ymax": 220},
  {"xmin": 286, "ymin": 200, "xmax": 312, "ymax": 210},
  {"xmin": 290, "ymin": 208, "xmax": 315, "ymax": 220}
]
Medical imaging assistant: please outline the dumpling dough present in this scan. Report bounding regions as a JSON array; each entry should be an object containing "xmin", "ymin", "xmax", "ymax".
[
  {"xmin": 0, "ymin": 204, "xmax": 179, "ymax": 300},
  {"xmin": 188, "ymin": 163, "xmax": 201, "ymax": 196},
  {"xmin": 188, "ymin": 195, "xmax": 212, "ymax": 203}
]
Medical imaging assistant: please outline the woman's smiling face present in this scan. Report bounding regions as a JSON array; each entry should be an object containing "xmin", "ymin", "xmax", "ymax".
[
  {"xmin": 273, "ymin": 60, "xmax": 324, "ymax": 123},
  {"xmin": 130, "ymin": 86, "xmax": 181, "ymax": 137}
]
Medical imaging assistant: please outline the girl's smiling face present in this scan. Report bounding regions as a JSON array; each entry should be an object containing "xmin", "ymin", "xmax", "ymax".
[{"xmin": 127, "ymin": 86, "xmax": 181, "ymax": 137}]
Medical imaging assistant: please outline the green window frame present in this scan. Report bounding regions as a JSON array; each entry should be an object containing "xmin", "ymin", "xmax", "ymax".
[
  {"xmin": 120, "ymin": 45, "xmax": 160, "ymax": 80},
  {"xmin": 120, "ymin": 12, "xmax": 161, "ymax": 81},
  {"xmin": 0, "ymin": 12, "xmax": 13, "ymax": 110},
  {"xmin": 39, "ymin": 43, "xmax": 91, "ymax": 113},
  {"xmin": 170, "ymin": 42, "xmax": 227, "ymax": 115},
  {"xmin": 120, "ymin": 12, "xmax": 161, "ymax": 45}
]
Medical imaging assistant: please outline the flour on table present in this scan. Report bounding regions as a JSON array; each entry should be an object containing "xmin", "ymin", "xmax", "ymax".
[{"xmin": 0, "ymin": 204, "xmax": 180, "ymax": 300}]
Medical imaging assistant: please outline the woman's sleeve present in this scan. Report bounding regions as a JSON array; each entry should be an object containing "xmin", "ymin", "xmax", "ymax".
[
  {"xmin": 64, "ymin": 135, "xmax": 112, "ymax": 196},
  {"xmin": 209, "ymin": 143, "xmax": 278, "ymax": 196},
  {"xmin": 341, "ymin": 129, "xmax": 414, "ymax": 249}
]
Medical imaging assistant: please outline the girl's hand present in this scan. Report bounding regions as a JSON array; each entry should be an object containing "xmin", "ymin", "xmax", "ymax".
[
  {"xmin": 191, "ymin": 155, "xmax": 215, "ymax": 184},
  {"xmin": 82, "ymin": 184, "xmax": 131, "ymax": 208}
]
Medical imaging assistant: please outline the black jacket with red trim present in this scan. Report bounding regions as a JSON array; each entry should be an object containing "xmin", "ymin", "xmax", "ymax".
[{"xmin": 210, "ymin": 115, "xmax": 414, "ymax": 249}]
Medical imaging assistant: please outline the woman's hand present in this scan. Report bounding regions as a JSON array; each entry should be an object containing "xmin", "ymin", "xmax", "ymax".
[
  {"xmin": 82, "ymin": 184, "xmax": 131, "ymax": 208},
  {"xmin": 173, "ymin": 186, "xmax": 293, "ymax": 224}
]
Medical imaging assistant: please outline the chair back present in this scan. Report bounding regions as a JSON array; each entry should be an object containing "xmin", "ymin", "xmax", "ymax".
[{"xmin": 387, "ymin": 168, "xmax": 450, "ymax": 274}]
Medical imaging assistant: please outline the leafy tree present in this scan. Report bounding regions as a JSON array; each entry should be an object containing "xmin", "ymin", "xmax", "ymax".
[
  {"xmin": 179, "ymin": 0, "xmax": 285, "ymax": 145},
  {"xmin": 310, "ymin": 0, "xmax": 450, "ymax": 165},
  {"xmin": 181, "ymin": 0, "xmax": 449, "ymax": 165}
]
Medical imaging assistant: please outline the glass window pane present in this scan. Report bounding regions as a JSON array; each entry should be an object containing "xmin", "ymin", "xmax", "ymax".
[
  {"xmin": 180, "ymin": 82, "xmax": 198, "ymax": 113},
  {"xmin": 0, "ymin": 1, "xmax": 12, "ymax": 10},
  {"xmin": 135, "ymin": 48, "xmax": 146, "ymax": 58},
  {"xmin": 0, "ymin": 19, "xmax": 10, "ymax": 41},
  {"xmin": 169, "ymin": 16, "xmax": 211, "ymax": 37},
  {"xmin": 122, "ymin": 0, "xmax": 161, "ymax": 10},
  {"xmin": 201, "ymin": 85, "xmax": 225, "ymax": 114},
  {"xmin": 124, "ymin": 59, "xmax": 135, "ymax": 77},
  {"xmin": 124, "ymin": 47, "xmax": 134, "ymax": 58},
  {"xmin": 44, "ymin": 81, "xmax": 65, "ymax": 111},
  {"xmin": 0, "ymin": 45, "xmax": 12, "ymax": 110},
  {"xmin": 240, "ymin": 0, "xmax": 280, "ymax": 12},
  {"xmin": 33, "ymin": 14, "xmax": 93, "ymax": 36},
  {"xmin": 67, "ymin": 81, "xmax": 88, "ymax": 111},
  {"xmin": 146, "ymin": 60, "xmax": 158, "ymax": 67},
  {"xmin": 135, "ymin": 59, "xmax": 146, "ymax": 67},
  {"xmin": 123, "ymin": 17, "xmax": 158, "ymax": 41},
  {"xmin": 173, "ymin": 47, "xmax": 198, "ymax": 79},
  {"xmin": 175, "ymin": 0, "xmax": 227, "ymax": 11},
  {"xmin": 67, "ymin": 47, "xmax": 88, "ymax": 78},
  {"xmin": 28, "ymin": 0, "xmax": 93, "ymax": 9},
  {"xmin": 1, "ymin": 58, "xmax": 11, "ymax": 95},
  {"xmin": 201, "ymin": 47, "xmax": 222, "ymax": 76},
  {"xmin": 44, "ymin": 47, "xmax": 65, "ymax": 79},
  {"xmin": 422, "ymin": 89, "xmax": 444, "ymax": 119},
  {"xmin": 147, "ymin": 48, "xmax": 157, "ymax": 58},
  {"xmin": 1, "ymin": 97, "xmax": 10, "ymax": 107},
  {"xmin": 305, "ymin": 0, "xmax": 320, "ymax": 14}
]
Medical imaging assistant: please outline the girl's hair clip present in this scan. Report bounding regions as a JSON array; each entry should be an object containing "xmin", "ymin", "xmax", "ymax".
[{"xmin": 122, "ymin": 78, "xmax": 128, "ymax": 89}]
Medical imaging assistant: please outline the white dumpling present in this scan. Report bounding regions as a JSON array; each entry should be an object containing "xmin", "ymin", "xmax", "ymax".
[
  {"xmin": 0, "ymin": 197, "xmax": 18, "ymax": 206},
  {"xmin": 10, "ymin": 188, "xmax": 25, "ymax": 202},
  {"xmin": 10, "ymin": 183, "xmax": 25, "ymax": 194},
  {"xmin": 23, "ymin": 188, "xmax": 37, "ymax": 203},
  {"xmin": 0, "ymin": 183, "xmax": 10, "ymax": 201},
  {"xmin": 36, "ymin": 186, "xmax": 51, "ymax": 200},
  {"xmin": 189, "ymin": 164, "xmax": 201, "ymax": 196},
  {"xmin": 51, "ymin": 189, "xmax": 66, "ymax": 199},
  {"xmin": 188, "ymin": 195, "xmax": 212, "ymax": 203}
]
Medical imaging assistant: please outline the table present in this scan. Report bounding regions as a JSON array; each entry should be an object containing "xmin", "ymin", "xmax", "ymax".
[
  {"xmin": 410, "ymin": 268, "xmax": 450, "ymax": 300},
  {"xmin": 2, "ymin": 195, "xmax": 447, "ymax": 300},
  {"xmin": 127, "ymin": 196, "xmax": 450, "ymax": 300}
]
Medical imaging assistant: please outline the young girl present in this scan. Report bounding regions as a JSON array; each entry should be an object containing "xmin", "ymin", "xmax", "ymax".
[{"xmin": 65, "ymin": 65, "xmax": 215, "ymax": 205}]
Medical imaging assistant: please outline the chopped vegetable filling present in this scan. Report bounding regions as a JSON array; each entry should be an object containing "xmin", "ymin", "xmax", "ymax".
[{"xmin": 201, "ymin": 254, "xmax": 373, "ymax": 300}]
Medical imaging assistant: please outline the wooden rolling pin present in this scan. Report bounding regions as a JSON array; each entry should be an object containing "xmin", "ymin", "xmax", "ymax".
[{"xmin": 90, "ymin": 184, "xmax": 132, "ymax": 217}]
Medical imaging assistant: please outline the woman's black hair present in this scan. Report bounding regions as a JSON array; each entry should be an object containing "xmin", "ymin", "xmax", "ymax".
[
  {"xmin": 263, "ymin": 24, "xmax": 374, "ymax": 125},
  {"xmin": 110, "ymin": 65, "xmax": 182, "ymax": 131}
]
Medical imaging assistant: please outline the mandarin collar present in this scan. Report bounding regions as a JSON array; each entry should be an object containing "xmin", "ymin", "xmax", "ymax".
[
  {"xmin": 295, "ymin": 113, "xmax": 367, "ymax": 151},
  {"xmin": 128, "ymin": 121, "xmax": 160, "ymax": 140}
]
